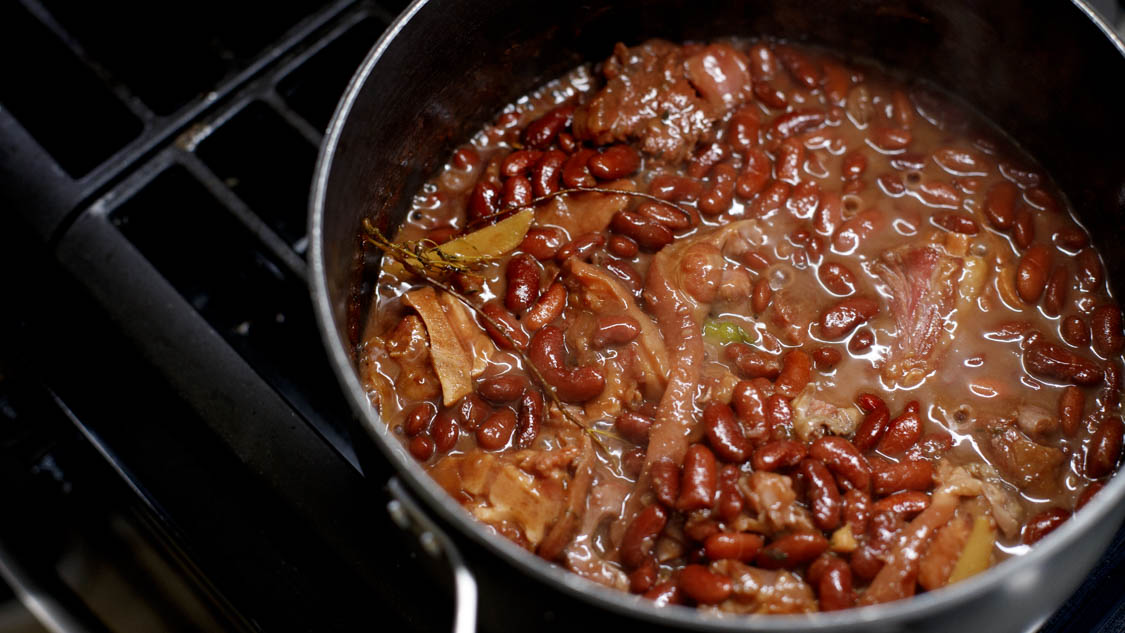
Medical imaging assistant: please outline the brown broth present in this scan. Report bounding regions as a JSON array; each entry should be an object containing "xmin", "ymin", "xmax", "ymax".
[{"xmin": 355, "ymin": 38, "xmax": 1122, "ymax": 611}]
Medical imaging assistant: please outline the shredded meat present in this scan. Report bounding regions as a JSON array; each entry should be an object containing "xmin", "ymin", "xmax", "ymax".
[
  {"xmin": 791, "ymin": 389, "xmax": 861, "ymax": 441},
  {"xmin": 573, "ymin": 40, "xmax": 748, "ymax": 162},
  {"xmin": 708, "ymin": 560, "xmax": 817, "ymax": 614},
  {"xmin": 979, "ymin": 419, "xmax": 1065, "ymax": 496},
  {"xmin": 875, "ymin": 243, "xmax": 964, "ymax": 388},
  {"xmin": 736, "ymin": 471, "xmax": 815, "ymax": 533},
  {"xmin": 537, "ymin": 180, "xmax": 636, "ymax": 239}
]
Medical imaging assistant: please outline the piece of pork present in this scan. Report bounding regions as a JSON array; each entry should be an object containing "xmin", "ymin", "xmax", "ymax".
[
  {"xmin": 874, "ymin": 243, "xmax": 964, "ymax": 388},
  {"xmin": 736, "ymin": 471, "xmax": 816, "ymax": 534},
  {"xmin": 573, "ymin": 40, "xmax": 750, "ymax": 163},
  {"xmin": 707, "ymin": 560, "xmax": 817, "ymax": 615}
]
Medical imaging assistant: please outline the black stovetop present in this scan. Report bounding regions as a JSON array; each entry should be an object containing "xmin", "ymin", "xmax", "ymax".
[{"xmin": 1, "ymin": 1, "xmax": 1124, "ymax": 632}]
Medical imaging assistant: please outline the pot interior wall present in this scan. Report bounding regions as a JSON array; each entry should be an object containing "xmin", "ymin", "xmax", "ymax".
[{"xmin": 320, "ymin": 0, "xmax": 1125, "ymax": 349}]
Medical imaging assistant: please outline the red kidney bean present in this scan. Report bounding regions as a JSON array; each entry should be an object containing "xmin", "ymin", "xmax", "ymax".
[
  {"xmin": 699, "ymin": 163, "xmax": 737, "ymax": 215},
  {"xmin": 848, "ymin": 328, "xmax": 875, "ymax": 354},
  {"xmin": 1076, "ymin": 248, "xmax": 1104, "ymax": 292},
  {"xmin": 877, "ymin": 408, "xmax": 922, "ymax": 455},
  {"xmin": 790, "ymin": 181, "xmax": 822, "ymax": 220},
  {"xmin": 717, "ymin": 465, "xmax": 745, "ymax": 522},
  {"xmin": 704, "ymin": 533, "xmax": 764, "ymax": 563},
  {"xmin": 932, "ymin": 146, "xmax": 988, "ymax": 175},
  {"xmin": 451, "ymin": 271, "xmax": 484, "ymax": 296},
  {"xmin": 775, "ymin": 349, "xmax": 812, "ymax": 398},
  {"xmin": 747, "ymin": 43, "xmax": 779, "ymax": 80},
  {"xmin": 1062, "ymin": 315, "xmax": 1091, "ymax": 347},
  {"xmin": 735, "ymin": 148, "xmax": 771, "ymax": 199},
  {"xmin": 403, "ymin": 402, "xmax": 436, "ymax": 436},
  {"xmin": 555, "ymin": 232, "xmax": 605, "ymax": 263},
  {"xmin": 409, "ymin": 435, "xmax": 435, "ymax": 461},
  {"xmin": 751, "ymin": 278, "xmax": 773, "ymax": 314},
  {"xmin": 650, "ymin": 460, "xmax": 681, "ymax": 508},
  {"xmin": 531, "ymin": 149, "xmax": 567, "ymax": 197},
  {"xmin": 832, "ymin": 208, "xmax": 883, "ymax": 252},
  {"xmin": 1016, "ymin": 244, "xmax": 1051, "ymax": 304},
  {"xmin": 1077, "ymin": 482, "xmax": 1104, "ymax": 511},
  {"xmin": 451, "ymin": 147, "xmax": 480, "ymax": 170},
  {"xmin": 1091, "ymin": 304, "xmax": 1125, "ymax": 357},
  {"xmin": 752, "ymin": 440, "xmax": 806, "ymax": 471},
  {"xmin": 523, "ymin": 104, "xmax": 574, "ymax": 149},
  {"xmin": 1059, "ymin": 386, "xmax": 1084, "ymax": 437},
  {"xmin": 516, "ymin": 389, "xmax": 543, "ymax": 448},
  {"xmin": 819, "ymin": 261, "xmax": 857, "ymax": 296},
  {"xmin": 890, "ymin": 153, "xmax": 927, "ymax": 171},
  {"xmin": 562, "ymin": 148, "xmax": 597, "ymax": 188},
  {"xmin": 501, "ymin": 149, "xmax": 543, "ymax": 177},
  {"xmin": 557, "ymin": 131, "xmax": 577, "ymax": 153},
  {"xmin": 520, "ymin": 227, "xmax": 566, "ymax": 260},
  {"xmin": 678, "ymin": 444, "xmax": 718, "ymax": 512},
  {"xmin": 843, "ymin": 489, "xmax": 872, "ymax": 535},
  {"xmin": 1055, "ymin": 227, "xmax": 1089, "ymax": 251},
  {"xmin": 607, "ymin": 235, "xmax": 639, "ymax": 258},
  {"xmin": 728, "ymin": 107, "xmax": 761, "ymax": 153},
  {"xmin": 591, "ymin": 315, "xmax": 640, "ymax": 349},
  {"xmin": 1042, "ymin": 266, "xmax": 1069, "ymax": 317},
  {"xmin": 620, "ymin": 504, "xmax": 668, "ymax": 568},
  {"xmin": 775, "ymin": 44, "xmax": 822, "ymax": 87},
  {"xmin": 750, "ymin": 181, "xmax": 792, "ymax": 216},
  {"xmin": 649, "ymin": 173, "xmax": 702, "ymax": 202},
  {"xmin": 616, "ymin": 411, "xmax": 654, "ymax": 445},
  {"xmin": 753, "ymin": 81, "xmax": 788, "ymax": 109},
  {"xmin": 476, "ymin": 408, "xmax": 517, "ymax": 450},
  {"xmin": 603, "ymin": 258, "xmax": 645, "ymax": 296},
  {"xmin": 984, "ymin": 181, "xmax": 1017, "ymax": 230},
  {"xmin": 765, "ymin": 394, "xmax": 794, "ymax": 439},
  {"xmin": 588, "ymin": 145, "xmax": 641, "ymax": 180},
  {"xmin": 643, "ymin": 582, "xmax": 682, "ymax": 606},
  {"xmin": 679, "ymin": 564, "xmax": 732, "ymax": 605},
  {"xmin": 622, "ymin": 447, "xmax": 646, "ymax": 479},
  {"xmin": 1024, "ymin": 187, "xmax": 1059, "ymax": 213},
  {"xmin": 703, "ymin": 402, "xmax": 751, "ymax": 463},
  {"xmin": 468, "ymin": 180, "xmax": 501, "ymax": 222},
  {"xmin": 812, "ymin": 346, "xmax": 843, "ymax": 371},
  {"xmin": 1101, "ymin": 363, "xmax": 1121, "ymax": 413},
  {"xmin": 688, "ymin": 142, "xmax": 728, "ymax": 179},
  {"xmin": 870, "ymin": 127, "xmax": 912, "ymax": 151},
  {"xmin": 816, "ymin": 556, "xmax": 855, "ymax": 611},
  {"xmin": 744, "ymin": 252, "xmax": 773, "ymax": 274},
  {"xmin": 871, "ymin": 458, "xmax": 933, "ymax": 495},
  {"xmin": 610, "ymin": 211, "xmax": 674, "ymax": 251},
  {"xmin": 801, "ymin": 458, "xmax": 842, "ymax": 531},
  {"xmin": 872, "ymin": 490, "xmax": 929, "ymax": 517},
  {"xmin": 520, "ymin": 283, "xmax": 565, "ymax": 332},
  {"xmin": 528, "ymin": 325, "xmax": 606, "ymax": 402},
  {"xmin": 637, "ymin": 200, "xmax": 692, "ymax": 230},
  {"xmin": 478, "ymin": 375, "xmax": 526, "ymax": 403},
  {"xmin": 810, "ymin": 437, "xmax": 871, "ymax": 491},
  {"xmin": 916, "ymin": 181, "xmax": 962, "ymax": 208},
  {"xmin": 772, "ymin": 108, "xmax": 828, "ymax": 140},
  {"xmin": 1021, "ymin": 508, "xmax": 1070, "ymax": 544},
  {"xmin": 1085, "ymin": 416, "xmax": 1124, "ymax": 478},
  {"xmin": 731, "ymin": 379, "xmax": 767, "ymax": 431},
  {"xmin": 480, "ymin": 301, "xmax": 529, "ymax": 350},
  {"xmin": 504, "ymin": 254, "xmax": 541, "ymax": 313},
  {"xmin": 456, "ymin": 393, "xmax": 491, "ymax": 430},
  {"xmin": 757, "ymin": 532, "xmax": 830, "ymax": 570},
  {"xmin": 629, "ymin": 559, "xmax": 657, "ymax": 594},
  {"xmin": 932, "ymin": 211, "xmax": 979, "ymax": 234},
  {"xmin": 725, "ymin": 343, "xmax": 781, "ymax": 380},
  {"xmin": 1024, "ymin": 341, "xmax": 1102, "ymax": 386},
  {"xmin": 501, "ymin": 175, "xmax": 532, "ymax": 208},
  {"xmin": 841, "ymin": 151, "xmax": 867, "ymax": 180},
  {"xmin": 853, "ymin": 403, "xmax": 890, "ymax": 452},
  {"xmin": 877, "ymin": 173, "xmax": 906, "ymax": 196},
  {"xmin": 776, "ymin": 139, "xmax": 804, "ymax": 185},
  {"xmin": 820, "ymin": 296, "xmax": 880, "ymax": 339},
  {"xmin": 1012, "ymin": 208, "xmax": 1035, "ymax": 250}
]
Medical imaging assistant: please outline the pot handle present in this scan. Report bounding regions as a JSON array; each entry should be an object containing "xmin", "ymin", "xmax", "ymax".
[{"xmin": 386, "ymin": 477, "xmax": 478, "ymax": 633}]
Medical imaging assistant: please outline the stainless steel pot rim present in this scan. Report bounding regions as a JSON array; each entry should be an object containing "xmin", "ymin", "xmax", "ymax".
[{"xmin": 309, "ymin": 0, "xmax": 1125, "ymax": 628}]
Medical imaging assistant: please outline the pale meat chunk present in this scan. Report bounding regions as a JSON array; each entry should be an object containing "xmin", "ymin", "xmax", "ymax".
[
  {"xmin": 708, "ymin": 560, "xmax": 817, "ymax": 615},
  {"xmin": 736, "ymin": 471, "xmax": 816, "ymax": 533},
  {"xmin": 791, "ymin": 389, "xmax": 861, "ymax": 441}
]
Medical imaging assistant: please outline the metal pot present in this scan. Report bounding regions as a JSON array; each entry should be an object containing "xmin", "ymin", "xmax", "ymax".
[{"xmin": 310, "ymin": 1, "xmax": 1125, "ymax": 631}]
